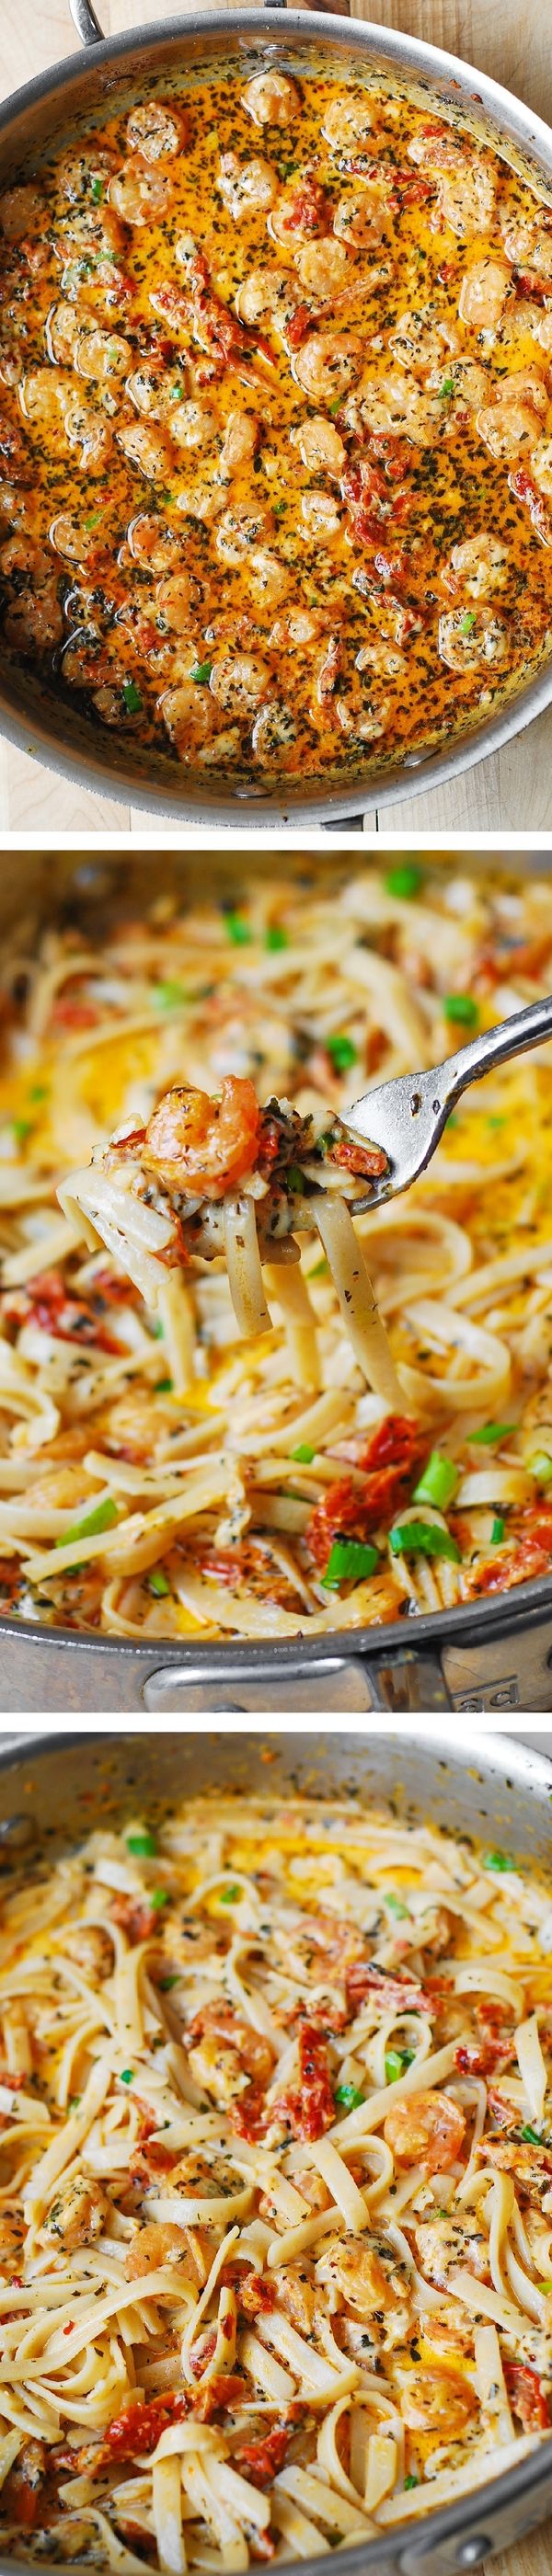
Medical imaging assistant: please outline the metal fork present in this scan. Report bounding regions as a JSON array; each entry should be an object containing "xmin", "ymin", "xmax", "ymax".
[{"xmin": 346, "ymin": 990, "xmax": 552, "ymax": 1208}]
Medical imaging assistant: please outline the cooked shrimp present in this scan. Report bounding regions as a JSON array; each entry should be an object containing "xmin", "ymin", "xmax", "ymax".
[
  {"xmin": 291, "ymin": 416, "xmax": 346, "ymax": 475},
  {"xmin": 502, "ymin": 214, "xmax": 552, "ymax": 280},
  {"xmin": 316, "ymin": 2236, "xmax": 395, "ymax": 2316},
  {"xmin": 46, "ymin": 303, "xmax": 81, "ymax": 367},
  {"xmin": 0, "ymin": 186, "xmax": 45, "ymax": 241},
  {"xmin": 125, "ymin": 2221, "xmax": 191, "ymax": 2278},
  {"xmin": 170, "ymin": 400, "xmax": 217, "ymax": 452},
  {"xmin": 214, "ymin": 507, "xmax": 270, "ymax": 565},
  {"xmin": 251, "ymin": 700, "xmax": 295, "ymax": 764},
  {"xmin": 241, "ymin": 72, "xmax": 301, "ymax": 129},
  {"xmin": 476, "ymin": 397, "xmax": 542, "ymax": 461},
  {"xmin": 75, "ymin": 327, "xmax": 131, "ymax": 386},
  {"xmin": 126, "ymin": 102, "xmax": 189, "ymax": 162},
  {"xmin": 440, "ymin": 160, "xmax": 496, "ymax": 239},
  {"xmin": 413, "ymin": 2213, "xmax": 489, "ymax": 2289},
  {"xmin": 236, "ymin": 266, "xmax": 297, "ymax": 331},
  {"xmin": 117, "ymin": 420, "xmax": 172, "ymax": 482},
  {"xmin": 18, "ymin": 369, "xmax": 69, "ymax": 429},
  {"xmin": 155, "ymin": 568, "xmax": 198, "ymax": 633},
  {"xmin": 4, "ymin": 581, "xmax": 63, "ymax": 650},
  {"xmin": 300, "ymin": 492, "xmax": 342, "ymax": 539},
  {"xmin": 333, "ymin": 688, "xmax": 389, "ymax": 743},
  {"xmin": 218, "ymin": 411, "xmax": 259, "ymax": 477},
  {"xmin": 388, "ymin": 306, "xmax": 457, "ymax": 374},
  {"xmin": 44, "ymin": 2177, "xmax": 108, "ymax": 2251},
  {"xmin": 438, "ymin": 606, "xmax": 508, "ymax": 670},
  {"xmin": 218, "ymin": 153, "xmax": 278, "ymax": 220},
  {"xmin": 494, "ymin": 368, "xmax": 547, "ymax": 414},
  {"xmin": 248, "ymin": 548, "xmax": 290, "ymax": 605},
  {"xmin": 210, "ymin": 651, "xmax": 271, "ymax": 713},
  {"xmin": 142, "ymin": 1076, "xmax": 260, "ymax": 1196},
  {"xmin": 176, "ymin": 478, "xmax": 225, "ymax": 525},
  {"xmin": 400, "ymin": 2370, "xmax": 476, "ymax": 2437},
  {"xmin": 383, "ymin": 2088, "xmax": 466, "ymax": 2173},
  {"xmin": 295, "ymin": 239, "xmax": 351, "ymax": 302},
  {"xmin": 293, "ymin": 329, "xmax": 361, "ymax": 404},
  {"xmin": 333, "ymin": 189, "xmax": 387, "ymax": 249},
  {"xmin": 322, "ymin": 97, "xmax": 374, "ymax": 151},
  {"xmin": 443, "ymin": 533, "xmax": 510, "ymax": 599},
  {"xmin": 475, "ymin": 2135, "xmax": 552, "ymax": 2205},
  {"xmin": 352, "ymin": 368, "xmax": 439, "ymax": 445},
  {"xmin": 63, "ymin": 1926, "xmax": 114, "ymax": 1980},
  {"xmin": 458, "ymin": 258, "xmax": 511, "ymax": 332},
  {"xmin": 58, "ymin": 397, "xmax": 111, "ymax": 471},
  {"xmin": 532, "ymin": 436, "xmax": 552, "ymax": 497},
  {"xmin": 127, "ymin": 513, "xmax": 181, "ymax": 571},
  {"xmin": 109, "ymin": 163, "xmax": 175, "ymax": 225},
  {"xmin": 427, "ymin": 356, "xmax": 489, "ymax": 410},
  {"xmin": 159, "ymin": 681, "xmax": 215, "ymax": 756}
]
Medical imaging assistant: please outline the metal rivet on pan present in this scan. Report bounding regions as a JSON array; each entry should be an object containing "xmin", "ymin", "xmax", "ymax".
[
  {"xmin": 457, "ymin": 2544, "xmax": 491, "ymax": 2569},
  {"xmin": 0, "ymin": 1814, "xmax": 35, "ymax": 1847}
]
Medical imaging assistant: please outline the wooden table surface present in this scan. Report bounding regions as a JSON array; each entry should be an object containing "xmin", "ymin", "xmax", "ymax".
[{"xmin": 3, "ymin": 0, "xmax": 552, "ymax": 831}]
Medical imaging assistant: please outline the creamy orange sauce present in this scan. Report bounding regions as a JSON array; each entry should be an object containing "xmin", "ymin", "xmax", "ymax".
[{"xmin": 2, "ymin": 53, "xmax": 552, "ymax": 788}]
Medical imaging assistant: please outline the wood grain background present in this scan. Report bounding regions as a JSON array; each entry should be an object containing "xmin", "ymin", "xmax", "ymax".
[{"xmin": 3, "ymin": 0, "xmax": 552, "ymax": 830}]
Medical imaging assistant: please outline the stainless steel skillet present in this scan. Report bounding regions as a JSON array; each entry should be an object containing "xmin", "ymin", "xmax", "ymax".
[
  {"xmin": 0, "ymin": 1722, "xmax": 550, "ymax": 2576},
  {"xmin": 1, "ymin": 3, "xmax": 552, "ymax": 821}
]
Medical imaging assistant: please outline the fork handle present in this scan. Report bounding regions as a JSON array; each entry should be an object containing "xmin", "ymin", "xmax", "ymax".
[{"xmin": 441, "ymin": 989, "xmax": 552, "ymax": 1107}]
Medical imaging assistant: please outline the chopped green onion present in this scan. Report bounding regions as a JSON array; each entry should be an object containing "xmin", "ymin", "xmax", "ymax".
[
  {"xmin": 126, "ymin": 1830, "xmax": 157, "ymax": 1857},
  {"xmin": 120, "ymin": 2068, "xmax": 134, "ymax": 2085},
  {"xmin": 85, "ymin": 509, "xmax": 101, "ymax": 531},
  {"xmin": 265, "ymin": 924, "xmax": 288, "ymax": 951},
  {"xmin": 149, "ymin": 1569, "xmax": 170, "ymax": 1597},
  {"xmin": 385, "ymin": 864, "xmax": 422, "ymax": 899},
  {"xmin": 292, "ymin": 1442, "xmax": 316, "ymax": 1464},
  {"xmin": 521, "ymin": 2124, "xmax": 544, "ymax": 2145},
  {"xmin": 528, "ymin": 1450, "xmax": 552, "ymax": 1486},
  {"xmin": 490, "ymin": 1517, "xmax": 506, "ymax": 1546},
  {"xmin": 334, "ymin": 2082, "xmax": 364, "ymax": 2109},
  {"xmin": 389, "ymin": 1519, "xmax": 460, "ymax": 1563},
  {"xmin": 482, "ymin": 1849, "xmax": 513, "ymax": 1872},
  {"xmin": 150, "ymin": 1888, "xmax": 170, "ymax": 1910},
  {"xmin": 385, "ymin": 2047, "xmax": 415, "ymax": 2082},
  {"xmin": 440, "ymin": 375, "xmax": 454, "ymax": 397},
  {"xmin": 12, "ymin": 1116, "xmax": 34, "ymax": 1145},
  {"xmin": 443, "ymin": 992, "xmax": 478, "ymax": 1026},
  {"xmin": 404, "ymin": 2475, "xmax": 419, "ymax": 2491},
  {"xmin": 328, "ymin": 397, "xmax": 342, "ymax": 416},
  {"xmin": 91, "ymin": 177, "xmax": 104, "ymax": 202},
  {"xmin": 155, "ymin": 1377, "xmax": 174, "ymax": 1394},
  {"xmin": 159, "ymin": 1975, "xmax": 180, "ymax": 1991},
  {"xmin": 327, "ymin": 1033, "xmax": 358, "ymax": 1073},
  {"xmin": 152, "ymin": 979, "xmax": 188, "ymax": 1011},
  {"xmin": 220, "ymin": 1883, "xmax": 241, "ymax": 1904},
  {"xmin": 309, "ymin": 1256, "xmax": 329, "ymax": 1278},
  {"xmin": 122, "ymin": 679, "xmax": 143, "ymax": 715},
  {"xmin": 190, "ymin": 659, "xmax": 213, "ymax": 686},
  {"xmin": 224, "ymin": 910, "xmax": 251, "ymax": 945},
  {"xmin": 460, "ymin": 612, "xmax": 477, "ymax": 635},
  {"xmin": 471, "ymin": 1421, "xmax": 515, "ymax": 1447},
  {"xmin": 385, "ymin": 1895, "xmax": 408, "ymax": 1920},
  {"xmin": 30, "ymin": 1083, "xmax": 48, "ymax": 1103},
  {"xmin": 287, "ymin": 1163, "xmax": 305, "ymax": 1192},
  {"xmin": 57, "ymin": 1496, "xmax": 118, "ymax": 1549},
  {"xmin": 414, "ymin": 1451, "xmax": 459, "ymax": 1511},
  {"xmin": 322, "ymin": 1538, "xmax": 379, "ymax": 1588}
]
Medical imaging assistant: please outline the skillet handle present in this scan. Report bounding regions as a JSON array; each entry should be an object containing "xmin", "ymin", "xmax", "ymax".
[{"xmin": 69, "ymin": 0, "xmax": 105, "ymax": 43}]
